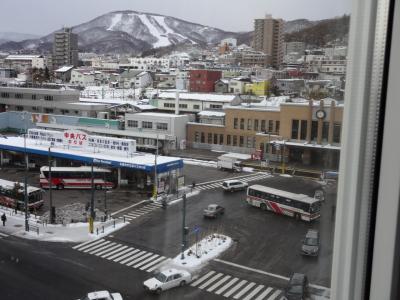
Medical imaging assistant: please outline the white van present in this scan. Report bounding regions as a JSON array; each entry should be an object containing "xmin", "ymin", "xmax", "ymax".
[{"xmin": 222, "ymin": 180, "xmax": 248, "ymax": 192}]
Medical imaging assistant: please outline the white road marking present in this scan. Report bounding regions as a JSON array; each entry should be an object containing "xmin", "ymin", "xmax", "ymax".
[
  {"xmin": 99, "ymin": 245, "xmax": 127, "ymax": 258},
  {"xmin": 254, "ymin": 287, "xmax": 273, "ymax": 300},
  {"xmin": 111, "ymin": 199, "xmax": 147, "ymax": 216},
  {"xmin": 146, "ymin": 259, "xmax": 169, "ymax": 272},
  {"xmin": 83, "ymin": 240, "xmax": 111, "ymax": 253},
  {"xmin": 74, "ymin": 239, "xmax": 105, "ymax": 251},
  {"xmin": 0, "ymin": 232, "xmax": 9, "ymax": 238},
  {"xmin": 132, "ymin": 254, "xmax": 159, "ymax": 268},
  {"xmin": 112, "ymin": 249, "xmax": 139, "ymax": 262},
  {"xmin": 242, "ymin": 285, "xmax": 265, "ymax": 300},
  {"xmin": 121, "ymin": 250, "xmax": 147, "ymax": 265},
  {"xmin": 87, "ymin": 241, "xmax": 115, "ymax": 255},
  {"xmin": 106, "ymin": 247, "xmax": 133, "ymax": 260},
  {"xmin": 191, "ymin": 271, "xmax": 216, "ymax": 287},
  {"xmin": 198, "ymin": 273, "xmax": 224, "ymax": 289},
  {"xmin": 223, "ymin": 279, "xmax": 247, "ymax": 298},
  {"xmin": 206, "ymin": 275, "xmax": 231, "ymax": 292},
  {"xmin": 215, "ymin": 277, "xmax": 239, "ymax": 295},
  {"xmin": 126, "ymin": 252, "xmax": 153, "ymax": 266},
  {"xmin": 140, "ymin": 256, "xmax": 166, "ymax": 271},
  {"xmin": 233, "ymin": 282, "xmax": 256, "ymax": 299},
  {"xmin": 266, "ymin": 290, "xmax": 282, "ymax": 300}
]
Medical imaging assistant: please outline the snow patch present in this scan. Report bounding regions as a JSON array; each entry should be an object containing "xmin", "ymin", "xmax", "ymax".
[
  {"xmin": 107, "ymin": 13, "xmax": 123, "ymax": 31},
  {"xmin": 153, "ymin": 16, "xmax": 190, "ymax": 42},
  {"xmin": 164, "ymin": 234, "xmax": 232, "ymax": 272},
  {"xmin": 242, "ymin": 167, "xmax": 254, "ymax": 173},
  {"xmin": 183, "ymin": 158, "xmax": 217, "ymax": 168},
  {"xmin": 137, "ymin": 14, "xmax": 171, "ymax": 48}
]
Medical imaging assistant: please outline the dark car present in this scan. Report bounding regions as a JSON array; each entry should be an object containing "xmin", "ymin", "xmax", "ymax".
[
  {"xmin": 203, "ymin": 204, "xmax": 225, "ymax": 218},
  {"xmin": 285, "ymin": 273, "xmax": 309, "ymax": 300},
  {"xmin": 301, "ymin": 229, "xmax": 320, "ymax": 256}
]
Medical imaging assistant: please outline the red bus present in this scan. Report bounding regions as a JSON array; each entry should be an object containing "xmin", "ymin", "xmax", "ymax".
[
  {"xmin": 246, "ymin": 185, "xmax": 321, "ymax": 222},
  {"xmin": 40, "ymin": 166, "xmax": 114, "ymax": 190},
  {"xmin": 0, "ymin": 179, "xmax": 44, "ymax": 210}
]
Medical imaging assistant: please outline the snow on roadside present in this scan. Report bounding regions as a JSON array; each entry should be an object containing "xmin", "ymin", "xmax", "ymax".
[
  {"xmin": 183, "ymin": 158, "xmax": 217, "ymax": 168},
  {"xmin": 162, "ymin": 234, "xmax": 232, "ymax": 273},
  {"xmin": 242, "ymin": 167, "xmax": 254, "ymax": 173}
]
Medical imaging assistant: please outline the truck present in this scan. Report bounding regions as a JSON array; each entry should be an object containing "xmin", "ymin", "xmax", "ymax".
[{"xmin": 217, "ymin": 153, "xmax": 251, "ymax": 172}]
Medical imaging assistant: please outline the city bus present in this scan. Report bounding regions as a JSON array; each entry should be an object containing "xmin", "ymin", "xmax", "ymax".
[
  {"xmin": 246, "ymin": 185, "xmax": 321, "ymax": 221},
  {"xmin": 40, "ymin": 166, "xmax": 115, "ymax": 190},
  {"xmin": 0, "ymin": 179, "xmax": 44, "ymax": 210}
]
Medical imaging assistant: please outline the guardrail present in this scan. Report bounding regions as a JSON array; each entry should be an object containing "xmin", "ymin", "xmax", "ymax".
[{"xmin": 94, "ymin": 216, "xmax": 126, "ymax": 235}]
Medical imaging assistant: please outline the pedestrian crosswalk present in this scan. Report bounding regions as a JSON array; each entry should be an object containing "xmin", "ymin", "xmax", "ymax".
[
  {"xmin": 72, "ymin": 238, "xmax": 169, "ymax": 273},
  {"xmin": 195, "ymin": 173, "xmax": 272, "ymax": 191},
  {"xmin": 0, "ymin": 232, "xmax": 9, "ymax": 239},
  {"xmin": 73, "ymin": 238, "xmax": 285, "ymax": 299},
  {"xmin": 191, "ymin": 270, "xmax": 284, "ymax": 300},
  {"xmin": 115, "ymin": 202, "xmax": 163, "ymax": 222}
]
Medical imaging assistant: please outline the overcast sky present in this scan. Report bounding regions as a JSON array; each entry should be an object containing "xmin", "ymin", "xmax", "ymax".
[{"xmin": 1, "ymin": 0, "xmax": 351, "ymax": 35}]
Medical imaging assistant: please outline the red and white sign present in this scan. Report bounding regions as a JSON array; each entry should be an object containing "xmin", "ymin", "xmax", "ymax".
[{"xmin": 63, "ymin": 130, "xmax": 89, "ymax": 148}]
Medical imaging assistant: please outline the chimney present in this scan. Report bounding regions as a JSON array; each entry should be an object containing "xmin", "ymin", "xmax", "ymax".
[{"xmin": 175, "ymin": 91, "xmax": 180, "ymax": 115}]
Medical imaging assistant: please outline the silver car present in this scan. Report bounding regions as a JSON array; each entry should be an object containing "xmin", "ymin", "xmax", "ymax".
[{"xmin": 301, "ymin": 229, "xmax": 320, "ymax": 256}]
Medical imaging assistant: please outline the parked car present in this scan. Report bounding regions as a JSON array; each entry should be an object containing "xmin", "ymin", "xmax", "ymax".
[
  {"xmin": 222, "ymin": 180, "xmax": 248, "ymax": 192},
  {"xmin": 285, "ymin": 273, "xmax": 309, "ymax": 300},
  {"xmin": 301, "ymin": 229, "xmax": 320, "ymax": 256},
  {"xmin": 203, "ymin": 204, "xmax": 225, "ymax": 218},
  {"xmin": 143, "ymin": 268, "xmax": 192, "ymax": 294},
  {"xmin": 79, "ymin": 290, "xmax": 123, "ymax": 300}
]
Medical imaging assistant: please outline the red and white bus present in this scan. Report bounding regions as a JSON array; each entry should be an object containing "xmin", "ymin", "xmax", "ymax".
[
  {"xmin": 0, "ymin": 179, "xmax": 44, "ymax": 210},
  {"xmin": 40, "ymin": 166, "xmax": 115, "ymax": 190},
  {"xmin": 246, "ymin": 185, "xmax": 321, "ymax": 221}
]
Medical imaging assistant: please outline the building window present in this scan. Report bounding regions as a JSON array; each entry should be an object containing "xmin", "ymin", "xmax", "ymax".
[
  {"xmin": 275, "ymin": 121, "xmax": 280, "ymax": 134},
  {"xmin": 201, "ymin": 132, "xmax": 205, "ymax": 143},
  {"xmin": 247, "ymin": 119, "xmax": 252, "ymax": 130},
  {"xmin": 233, "ymin": 118, "xmax": 238, "ymax": 129},
  {"xmin": 156, "ymin": 123, "xmax": 168, "ymax": 131},
  {"xmin": 261, "ymin": 120, "xmax": 266, "ymax": 131},
  {"xmin": 1, "ymin": 93, "xmax": 9, "ymax": 98},
  {"xmin": 311, "ymin": 121, "xmax": 318, "ymax": 141},
  {"xmin": 31, "ymin": 106, "xmax": 38, "ymax": 111},
  {"xmin": 333, "ymin": 123, "xmax": 341, "ymax": 143},
  {"xmin": 127, "ymin": 120, "xmax": 138, "ymax": 128},
  {"xmin": 227, "ymin": 135, "xmax": 231, "ymax": 145},
  {"xmin": 240, "ymin": 118, "xmax": 244, "ymax": 130},
  {"xmin": 193, "ymin": 105, "xmax": 200, "ymax": 110},
  {"xmin": 219, "ymin": 134, "xmax": 224, "ymax": 145},
  {"xmin": 322, "ymin": 121, "xmax": 329, "ymax": 142},
  {"xmin": 208, "ymin": 133, "xmax": 212, "ymax": 144},
  {"xmin": 60, "ymin": 109, "xmax": 69, "ymax": 115},
  {"xmin": 233, "ymin": 135, "xmax": 237, "ymax": 146},
  {"xmin": 239, "ymin": 136, "xmax": 244, "ymax": 147},
  {"xmin": 194, "ymin": 132, "xmax": 200, "ymax": 143},
  {"xmin": 300, "ymin": 120, "xmax": 307, "ymax": 140},
  {"xmin": 74, "ymin": 111, "xmax": 79, "ymax": 115},
  {"xmin": 254, "ymin": 119, "xmax": 259, "ymax": 131},
  {"xmin": 44, "ymin": 95, "xmax": 53, "ymax": 101},
  {"xmin": 45, "ymin": 108, "xmax": 54, "ymax": 113},
  {"xmin": 31, "ymin": 95, "xmax": 37, "ymax": 100},
  {"xmin": 16, "ymin": 106, "xmax": 24, "ymax": 111},
  {"xmin": 164, "ymin": 103, "xmax": 175, "ymax": 108},
  {"xmin": 179, "ymin": 104, "xmax": 188, "ymax": 109},
  {"xmin": 213, "ymin": 134, "xmax": 218, "ymax": 144},
  {"xmin": 268, "ymin": 120, "xmax": 274, "ymax": 132},
  {"xmin": 210, "ymin": 104, "xmax": 222, "ymax": 109},
  {"xmin": 15, "ymin": 93, "xmax": 23, "ymax": 99},
  {"xmin": 142, "ymin": 121, "xmax": 153, "ymax": 129},
  {"xmin": 291, "ymin": 120, "xmax": 299, "ymax": 139}
]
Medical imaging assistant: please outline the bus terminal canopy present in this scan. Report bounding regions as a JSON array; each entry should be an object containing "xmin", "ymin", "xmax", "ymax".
[{"xmin": 0, "ymin": 136, "xmax": 183, "ymax": 173}]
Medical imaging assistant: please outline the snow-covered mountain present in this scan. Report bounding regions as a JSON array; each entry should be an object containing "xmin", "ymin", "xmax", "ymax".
[
  {"xmin": 0, "ymin": 31, "xmax": 39, "ymax": 42},
  {"xmin": 0, "ymin": 10, "xmax": 238, "ymax": 54}
]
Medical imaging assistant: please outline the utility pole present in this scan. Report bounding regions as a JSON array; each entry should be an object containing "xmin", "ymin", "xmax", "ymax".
[
  {"xmin": 89, "ymin": 161, "xmax": 95, "ymax": 233},
  {"xmin": 181, "ymin": 193, "xmax": 187, "ymax": 260},
  {"xmin": 23, "ymin": 112, "xmax": 29, "ymax": 232},
  {"xmin": 153, "ymin": 134, "xmax": 159, "ymax": 199},
  {"xmin": 48, "ymin": 147, "xmax": 54, "ymax": 224}
]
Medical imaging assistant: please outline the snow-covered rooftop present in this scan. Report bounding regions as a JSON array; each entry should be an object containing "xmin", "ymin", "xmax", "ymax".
[
  {"xmin": 158, "ymin": 92, "xmax": 238, "ymax": 103},
  {"xmin": 55, "ymin": 66, "xmax": 74, "ymax": 73},
  {"xmin": 198, "ymin": 111, "xmax": 226, "ymax": 117}
]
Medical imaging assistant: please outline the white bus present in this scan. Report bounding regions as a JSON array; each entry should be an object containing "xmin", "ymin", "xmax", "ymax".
[
  {"xmin": 40, "ymin": 166, "xmax": 115, "ymax": 190},
  {"xmin": 246, "ymin": 185, "xmax": 321, "ymax": 222},
  {"xmin": 0, "ymin": 179, "xmax": 44, "ymax": 210}
]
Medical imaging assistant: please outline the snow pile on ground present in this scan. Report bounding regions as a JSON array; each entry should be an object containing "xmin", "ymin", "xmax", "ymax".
[
  {"xmin": 242, "ymin": 167, "xmax": 254, "ymax": 173},
  {"xmin": 165, "ymin": 234, "xmax": 232, "ymax": 273},
  {"xmin": 41, "ymin": 203, "xmax": 105, "ymax": 225},
  {"xmin": 183, "ymin": 158, "xmax": 217, "ymax": 168}
]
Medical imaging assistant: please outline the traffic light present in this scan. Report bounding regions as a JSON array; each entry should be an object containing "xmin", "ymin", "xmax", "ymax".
[{"xmin": 184, "ymin": 226, "xmax": 189, "ymax": 235}]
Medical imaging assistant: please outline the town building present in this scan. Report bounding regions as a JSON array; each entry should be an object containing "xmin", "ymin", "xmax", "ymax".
[
  {"xmin": 186, "ymin": 97, "xmax": 342, "ymax": 169},
  {"xmin": 253, "ymin": 14, "xmax": 284, "ymax": 68},
  {"xmin": 245, "ymin": 80, "xmax": 270, "ymax": 96},
  {"xmin": 3, "ymin": 55, "xmax": 47, "ymax": 73},
  {"xmin": 214, "ymin": 79, "xmax": 230, "ymax": 93},
  {"xmin": 52, "ymin": 27, "xmax": 79, "ymax": 69},
  {"xmin": 151, "ymin": 91, "xmax": 241, "ymax": 114},
  {"xmin": 189, "ymin": 70, "xmax": 222, "ymax": 93}
]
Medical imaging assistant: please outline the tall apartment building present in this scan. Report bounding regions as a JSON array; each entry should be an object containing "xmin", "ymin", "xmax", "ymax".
[
  {"xmin": 52, "ymin": 27, "xmax": 78, "ymax": 69},
  {"xmin": 253, "ymin": 14, "xmax": 284, "ymax": 68}
]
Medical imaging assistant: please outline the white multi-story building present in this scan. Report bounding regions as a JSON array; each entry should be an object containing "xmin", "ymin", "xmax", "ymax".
[
  {"xmin": 3, "ymin": 55, "xmax": 47, "ymax": 73},
  {"xmin": 220, "ymin": 38, "xmax": 237, "ymax": 48},
  {"xmin": 125, "ymin": 112, "xmax": 190, "ymax": 151},
  {"xmin": 124, "ymin": 57, "xmax": 170, "ymax": 71},
  {"xmin": 175, "ymin": 70, "xmax": 189, "ymax": 90},
  {"xmin": 169, "ymin": 53, "xmax": 191, "ymax": 68}
]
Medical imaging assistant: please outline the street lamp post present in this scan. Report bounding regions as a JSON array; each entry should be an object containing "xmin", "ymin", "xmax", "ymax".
[
  {"xmin": 181, "ymin": 193, "xmax": 187, "ymax": 260},
  {"xmin": 48, "ymin": 147, "xmax": 55, "ymax": 224},
  {"xmin": 22, "ymin": 112, "xmax": 29, "ymax": 232},
  {"xmin": 89, "ymin": 161, "xmax": 95, "ymax": 233},
  {"xmin": 153, "ymin": 134, "xmax": 159, "ymax": 199}
]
